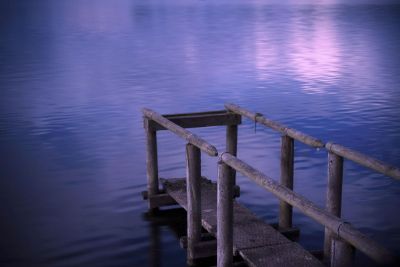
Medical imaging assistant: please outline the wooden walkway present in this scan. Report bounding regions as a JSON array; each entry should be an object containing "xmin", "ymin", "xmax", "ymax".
[
  {"xmin": 142, "ymin": 104, "xmax": 399, "ymax": 267},
  {"xmin": 162, "ymin": 177, "xmax": 324, "ymax": 267}
]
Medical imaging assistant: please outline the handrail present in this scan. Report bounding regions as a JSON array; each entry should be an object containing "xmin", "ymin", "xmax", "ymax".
[
  {"xmin": 326, "ymin": 142, "xmax": 400, "ymax": 180},
  {"xmin": 142, "ymin": 108, "xmax": 218, "ymax": 157},
  {"xmin": 226, "ymin": 103, "xmax": 400, "ymax": 180},
  {"xmin": 219, "ymin": 152, "xmax": 397, "ymax": 265},
  {"xmin": 225, "ymin": 103, "xmax": 324, "ymax": 148}
]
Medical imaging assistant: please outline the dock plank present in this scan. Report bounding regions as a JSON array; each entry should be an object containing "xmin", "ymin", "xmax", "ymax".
[
  {"xmin": 240, "ymin": 243, "xmax": 321, "ymax": 267},
  {"xmin": 162, "ymin": 177, "xmax": 324, "ymax": 267}
]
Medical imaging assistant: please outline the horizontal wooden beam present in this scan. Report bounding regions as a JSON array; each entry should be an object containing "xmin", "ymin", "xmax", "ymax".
[
  {"xmin": 148, "ymin": 110, "xmax": 241, "ymax": 131},
  {"xmin": 142, "ymin": 191, "xmax": 178, "ymax": 208},
  {"xmin": 143, "ymin": 108, "xmax": 218, "ymax": 156},
  {"xmin": 142, "ymin": 208, "xmax": 186, "ymax": 225},
  {"xmin": 220, "ymin": 152, "xmax": 397, "ymax": 266},
  {"xmin": 180, "ymin": 235, "xmax": 217, "ymax": 259},
  {"xmin": 225, "ymin": 103, "xmax": 324, "ymax": 148},
  {"xmin": 326, "ymin": 142, "xmax": 400, "ymax": 180}
]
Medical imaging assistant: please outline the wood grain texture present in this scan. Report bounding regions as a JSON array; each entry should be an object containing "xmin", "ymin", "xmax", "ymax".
[
  {"xmin": 225, "ymin": 103, "xmax": 324, "ymax": 148},
  {"xmin": 324, "ymin": 152, "xmax": 344, "ymax": 260},
  {"xmin": 142, "ymin": 108, "xmax": 218, "ymax": 156},
  {"xmin": 279, "ymin": 135, "xmax": 294, "ymax": 229},
  {"xmin": 186, "ymin": 144, "xmax": 202, "ymax": 260},
  {"xmin": 326, "ymin": 142, "xmax": 400, "ymax": 180},
  {"xmin": 150, "ymin": 110, "xmax": 241, "ymax": 131},
  {"xmin": 162, "ymin": 177, "xmax": 323, "ymax": 267},
  {"xmin": 220, "ymin": 152, "xmax": 397, "ymax": 266}
]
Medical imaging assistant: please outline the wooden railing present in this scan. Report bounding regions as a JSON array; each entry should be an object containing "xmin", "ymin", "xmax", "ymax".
[
  {"xmin": 223, "ymin": 103, "xmax": 399, "ymax": 267},
  {"xmin": 142, "ymin": 104, "xmax": 399, "ymax": 267},
  {"xmin": 142, "ymin": 108, "xmax": 241, "ymax": 263},
  {"xmin": 218, "ymin": 153, "xmax": 397, "ymax": 267}
]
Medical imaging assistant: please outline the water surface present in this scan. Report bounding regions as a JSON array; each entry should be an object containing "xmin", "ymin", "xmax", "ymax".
[{"xmin": 1, "ymin": 1, "xmax": 400, "ymax": 266}]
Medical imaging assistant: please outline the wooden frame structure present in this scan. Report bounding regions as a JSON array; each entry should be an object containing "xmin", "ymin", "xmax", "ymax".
[
  {"xmin": 143, "ymin": 108, "xmax": 240, "ymax": 264},
  {"xmin": 142, "ymin": 104, "xmax": 399, "ymax": 267}
]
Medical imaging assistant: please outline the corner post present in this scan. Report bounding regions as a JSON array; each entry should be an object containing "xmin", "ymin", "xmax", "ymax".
[
  {"xmin": 226, "ymin": 124, "xmax": 238, "ymax": 186},
  {"xmin": 279, "ymin": 135, "xmax": 294, "ymax": 229},
  {"xmin": 186, "ymin": 143, "xmax": 202, "ymax": 263},
  {"xmin": 324, "ymin": 151, "xmax": 344, "ymax": 260},
  {"xmin": 144, "ymin": 118, "xmax": 159, "ymax": 208},
  {"xmin": 217, "ymin": 160, "xmax": 233, "ymax": 267}
]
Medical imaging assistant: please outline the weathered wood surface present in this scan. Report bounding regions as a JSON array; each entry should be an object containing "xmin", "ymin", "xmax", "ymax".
[
  {"xmin": 186, "ymin": 144, "xmax": 202, "ymax": 260},
  {"xmin": 144, "ymin": 119, "xmax": 159, "ymax": 202},
  {"xmin": 279, "ymin": 135, "xmax": 294, "ymax": 229},
  {"xmin": 326, "ymin": 142, "xmax": 400, "ymax": 180},
  {"xmin": 220, "ymin": 152, "xmax": 397, "ymax": 266},
  {"xmin": 142, "ymin": 191, "xmax": 177, "ymax": 209},
  {"xmin": 225, "ymin": 103, "xmax": 324, "ymax": 148},
  {"xmin": 142, "ymin": 108, "xmax": 218, "ymax": 156},
  {"xmin": 226, "ymin": 124, "xmax": 238, "ymax": 186},
  {"xmin": 149, "ymin": 110, "xmax": 241, "ymax": 131},
  {"xmin": 324, "ymin": 152, "xmax": 344, "ymax": 260},
  {"xmin": 217, "ymin": 162, "xmax": 234, "ymax": 267},
  {"xmin": 240, "ymin": 242, "xmax": 321, "ymax": 267},
  {"xmin": 162, "ymin": 177, "xmax": 323, "ymax": 267}
]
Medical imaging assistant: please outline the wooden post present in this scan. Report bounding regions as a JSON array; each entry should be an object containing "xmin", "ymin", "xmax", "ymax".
[
  {"xmin": 331, "ymin": 237, "xmax": 355, "ymax": 267},
  {"xmin": 217, "ymin": 160, "xmax": 233, "ymax": 267},
  {"xmin": 279, "ymin": 135, "xmax": 294, "ymax": 229},
  {"xmin": 324, "ymin": 152, "xmax": 344, "ymax": 260},
  {"xmin": 186, "ymin": 143, "xmax": 202, "ymax": 263},
  {"xmin": 145, "ymin": 118, "xmax": 159, "ymax": 208},
  {"xmin": 220, "ymin": 139, "xmax": 396, "ymax": 265},
  {"xmin": 226, "ymin": 124, "xmax": 238, "ymax": 186}
]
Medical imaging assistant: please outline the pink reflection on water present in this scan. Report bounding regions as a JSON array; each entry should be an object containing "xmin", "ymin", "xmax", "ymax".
[
  {"xmin": 251, "ymin": 8, "xmax": 344, "ymax": 93},
  {"xmin": 253, "ymin": 23, "xmax": 280, "ymax": 81},
  {"xmin": 288, "ymin": 10, "xmax": 342, "ymax": 93},
  {"xmin": 64, "ymin": 0, "xmax": 131, "ymax": 34}
]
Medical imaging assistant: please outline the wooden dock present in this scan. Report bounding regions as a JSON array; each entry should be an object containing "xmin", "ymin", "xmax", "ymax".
[
  {"xmin": 162, "ymin": 177, "xmax": 323, "ymax": 267},
  {"xmin": 141, "ymin": 104, "xmax": 399, "ymax": 267}
]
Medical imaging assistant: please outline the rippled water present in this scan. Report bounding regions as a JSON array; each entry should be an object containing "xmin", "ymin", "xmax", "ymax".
[{"xmin": 1, "ymin": 1, "xmax": 400, "ymax": 266}]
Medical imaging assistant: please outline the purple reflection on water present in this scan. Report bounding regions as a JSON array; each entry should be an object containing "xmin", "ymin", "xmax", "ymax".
[{"xmin": 0, "ymin": 1, "xmax": 399, "ymax": 267}]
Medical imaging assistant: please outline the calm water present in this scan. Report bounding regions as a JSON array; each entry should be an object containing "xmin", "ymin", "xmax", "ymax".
[{"xmin": 1, "ymin": 1, "xmax": 400, "ymax": 266}]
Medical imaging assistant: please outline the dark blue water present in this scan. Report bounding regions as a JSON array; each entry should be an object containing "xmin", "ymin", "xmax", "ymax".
[{"xmin": 1, "ymin": 1, "xmax": 400, "ymax": 266}]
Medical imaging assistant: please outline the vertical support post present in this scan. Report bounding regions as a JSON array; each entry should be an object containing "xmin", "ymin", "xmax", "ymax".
[
  {"xmin": 145, "ymin": 118, "xmax": 159, "ymax": 208},
  {"xmin": 279, "ymin": 135, "xmax": 294, "ymax": 229},
  {"xmin": 217, "ymin": 160, "xmax": 233, "ymax": 267},
  {"xmin": 324, "ymin": 152, "xmax": 344, "ymax": 260},
  {"xmin": 330, "ymin": 237, "xmax": 355, "ymax": 267},
  {"xmin": 186, "ymin": 143, "xmax": 202, "ymax": 263},
  {"xmin": 226, "ymin": 124, "xmax": 238, "ymax": 186}
]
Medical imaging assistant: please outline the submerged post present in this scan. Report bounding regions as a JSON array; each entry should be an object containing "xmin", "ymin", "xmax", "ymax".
[
  {"xmin": 144, "ymin": 118, "xmax": 159, "ymax": 208},
  {"xmin": 217, "ymin": 160, "xmax": 233, "ymax": 267},
  {"xmin": 226, "ymin": 124, "xmax": 238, "ymax": 186},
  {"xmin": 324, "ymin": 151, "xmax": 344, "ymax": 260},
  {"xmin": 186, "ymin": 143, "xmax": 202, "ymax": 263},
  {"xmin": 279, "ymin": 135, "xmax": 294, "ymax": 229},
  {"xmin": 331, "ymin": 237, "xmax": 355, "ymax": 267}
]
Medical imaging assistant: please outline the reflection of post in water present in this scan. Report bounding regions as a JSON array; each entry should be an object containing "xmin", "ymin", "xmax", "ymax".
[
  {"xmin": 144, "ymin": 208, "xmax": 187, "ymax": 267},
  {"xmin": 149, "ymin": 220, "xmax": 160, "ymax": 267}
]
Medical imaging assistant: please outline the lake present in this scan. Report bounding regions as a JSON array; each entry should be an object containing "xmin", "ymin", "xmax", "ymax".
[{"xmin": 0, "ymin": 1, "xmax": 399, "ymax": 266}]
